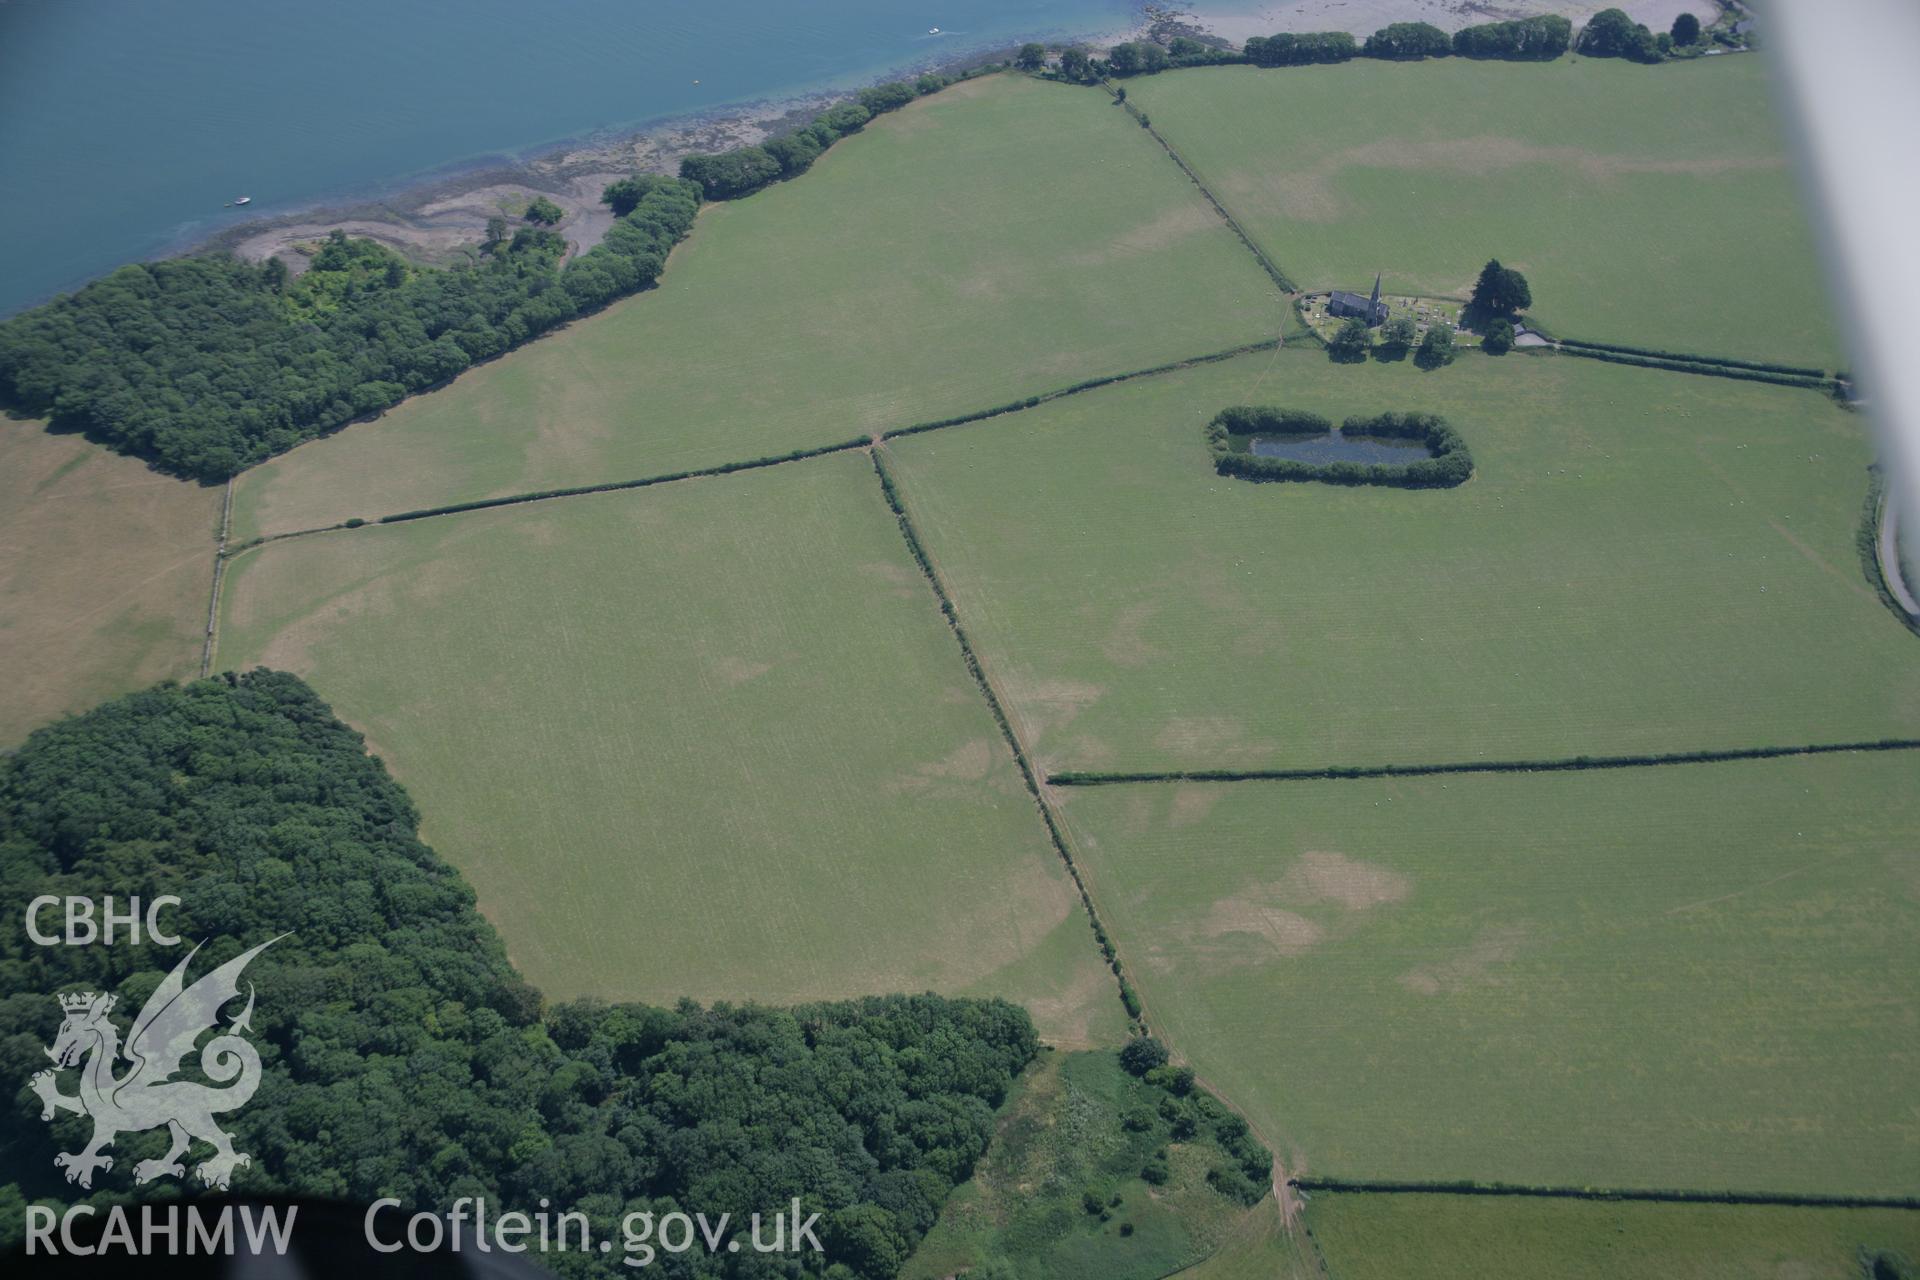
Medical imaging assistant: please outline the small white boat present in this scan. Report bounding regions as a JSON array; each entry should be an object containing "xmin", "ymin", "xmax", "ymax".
[
  {"xmin": 228, "ymin": 196, "xmax": 252, "ymax": 207},
  {"xmin": 928, "ymin": 27, "xmax": 941, "ymax": 35}
]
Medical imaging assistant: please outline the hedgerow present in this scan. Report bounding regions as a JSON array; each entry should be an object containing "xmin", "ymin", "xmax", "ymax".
[
  {"xmin": 882, "ymin": 338, "xmax": 1283, "ymax": 442},
  {"xmin": 1291, "ymin": 1177, "xmax": 1920, "ymax": 1210},
  {"xmin": 1045, "ymin": 738, "xmax": 1920, "ymax": 786},
  {"xmin": 871, "ymin": 452, "xmax": 1141, "ymax": 1030},
  {"xmin": 1206, "ymin": 407, "xmax": 1473, "ymax": 488},
  {"xmin": 1553, "ymin": 344, "xmax": 1832, "ymax": 390},
  {"xmin": 1555, "ymin": 337, "xmax": 1826, "ymax": 379},
  {"xmin": 376, "ymin": 438, "xmax": 868, "ymax": 525}
]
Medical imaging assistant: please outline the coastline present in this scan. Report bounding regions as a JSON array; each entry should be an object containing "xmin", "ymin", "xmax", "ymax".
[
  {"xmin": 187, "ymin": 27, "xmax": 1142, "ymax": 277},
  {"xmin": 26, "ymin": 0, "xmax": 1717, "ymax": 290}
]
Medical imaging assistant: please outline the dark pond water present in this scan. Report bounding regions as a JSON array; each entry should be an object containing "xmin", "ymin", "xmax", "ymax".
[{"xmin": 1240, "ymin": 431, "xmax": 1433, "ymax": 466}]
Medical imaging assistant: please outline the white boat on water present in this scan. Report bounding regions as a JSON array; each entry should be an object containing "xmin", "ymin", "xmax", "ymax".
[
  {"xmin": 228, "ymin": 196, "xmax": 251, "ymax": 207},
  {"xmin": 928, "ymin": 27, "xmax": 941, "ymax": 35}
]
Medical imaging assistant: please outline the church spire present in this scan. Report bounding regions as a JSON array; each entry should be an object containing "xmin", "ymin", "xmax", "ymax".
[{"xmin": 1370, "ymin": 272, "xmax": 1381, "ymax": 306}]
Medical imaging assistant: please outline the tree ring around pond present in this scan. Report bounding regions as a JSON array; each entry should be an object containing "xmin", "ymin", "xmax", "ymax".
[{"xmin": 1205, "ymin": 406, "xmax": 1473, "ymax": 488}]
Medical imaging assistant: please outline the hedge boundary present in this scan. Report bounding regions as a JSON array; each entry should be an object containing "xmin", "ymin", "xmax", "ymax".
[
  {"xmin": 1292, "ymin": 1177, "xmax": 1920, "ymax": 1210},
  {"xmin": 1107, "ymin": 89, "xmax": 1300, "ymax": 294},
  {"xmin": 373, "ymin": 438, "xmax": 871, "ymax": 525},
  {"xmin": 1552, "ymin": 343, "xmax": 1833, "ymax": 391},
  {"xmin": 1208, "ymin": 407, "xmax": 1472, "ymax": 488},
  {"xmin": 1046, "ymin": 738, "xmax": 1920, "ymax": 786},
  {"xmin": 232, "ymin": 337, "xmax": 1293, "ymax": 548},
  {"xmin": 1554, "ymin": 336, "xmax": 1827, "ymax": 380},
  {"xmin": 871, "ymin": 451, "xmax": 1146, "ymax": 1023},
  {"xmin": 883, "ymin": 338, "xmax": 1283, "ymax": 443}
]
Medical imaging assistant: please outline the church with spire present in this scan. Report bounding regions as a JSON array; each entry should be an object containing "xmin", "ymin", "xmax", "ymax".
[{"xmin": 1328, "ymin": 273, "xmax": 1389, "ymax": 327}]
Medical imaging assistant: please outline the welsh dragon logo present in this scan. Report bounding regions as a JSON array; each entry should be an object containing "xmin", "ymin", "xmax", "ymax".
[{"xmin": 30, "ymin": 937, "xmax": 282, "ymax": 1191}]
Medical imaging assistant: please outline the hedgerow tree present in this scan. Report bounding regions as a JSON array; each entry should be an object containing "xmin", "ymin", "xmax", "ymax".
[
  {"xmin": 1016, "ymin": 42, "xmax": 1046, "ymax": 70},
  {"xmin": 1416, "ymin": 324, "xmax": 1457, "ymax": 369},
  {"xmin": 1671, "ymin": 12, "xmax": 1701, "ymax": 44},
  {"xmin": 1059, "ymin": 47, "xmax": 1091, "ymax": 80},
  {"xmin": 1378, "ymin": 314, "xmax": 1418, "ymax": 357},
  {"xmin": 1482, "ymin": 316, "xmax": 1516, "ymax": 355},
  {"xmin": 1329, "ymin": 317, "xmax": 1373, "ymax": 363},
  {"xmin": 1121, "ymin": 1037, "xmax": 1170, "ymax": 1076}
]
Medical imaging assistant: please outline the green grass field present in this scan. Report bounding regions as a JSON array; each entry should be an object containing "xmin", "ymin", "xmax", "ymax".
[
  {"xmin": 216, "ymin": 452, "xmax": 1123, "ymax": 1045},
  {"xmin": 230, "ymin": 73, "xmax": 1284, "ymax": 541},
  {"xmin": 1127, "ymin": 58, "xmax": 1840, "ymax": 366},
  {"xmin": 905, "ymin": 1049, "xmax": 1261, "ymax": 1280},
  {"xmin": 1053, "ymin": 752, "xmax": 1920, "ymax": 1195},
  {"xmin": 0, "ymin": 420, "xmax": 219, "ymax": 747},
  {"xmin": 1302, "ymin": 1193, "xmax": 1920, "ymax": 1280},
  {"xmin": 885, "ymin": 347, "xmax": 1920, "ymax": 773}
]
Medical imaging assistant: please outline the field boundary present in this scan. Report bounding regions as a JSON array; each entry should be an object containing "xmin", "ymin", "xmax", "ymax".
[
  {"xmin": 881, "ymin": 337, "xmax": 1283, "ymax": 443},
  {"xmin": 235, "ymin": 337, "xmax": 1286, "ymax": 549},
  {"xmin": 1047, "ymin": 737, "xmax": 1920, "ymax": 786},
  {"xmin": 1101, "ymin": 81, "xmax": 1301, "ymax": 296},
  {"xmin": 1550, "ymin": 341, "xmax": 1837, "ymax": 392},
  {"xmin": 871, "ymin": 448, "xmax": 1146, "ymax": 1024},
  {"xmin": 1292, "ymin": 1177, "xmax": 1920, "ymax": 1211},
  {"xmin": 198, "ymin": 477, "xmax": 234, "ymax": 678}
]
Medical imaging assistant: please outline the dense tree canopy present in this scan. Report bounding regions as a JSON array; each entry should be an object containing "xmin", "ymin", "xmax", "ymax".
[
  {"xmin": 1451, "ymin": 15, "xmax": 1572, "ymax": 60},
  {"xmin": 1363, "ymin": 21, "xmax": 1452, "ymax": 60},
  {"xmin": 1243, "ymin": 31, "xmax": 1357, "ymax": 66},
  {"xmin": 1579, "ymin": 8, "xmax": 1664, "ymax": 62},
  {"xmin": 0, "ymin": 672, "xmax": 1038, "ymax": 1277},
  {"xmin": 1415, "ymin": 323, "xmax": 1457, "ymax": 369},
  {"xmin": 1481, "ymin": 316, "xmax": 1516, "ymax": 355},
  {"xmin": 1328, "ymin": 317, "xmax": 1373, "ymax": 363},
  {"xmin": 1671, "ymin": 12, "xmax": 1701, "ymax": 45},
  {"xmin": 1470, "ymin": 258, "xmax": 1533, "ymax": 316},
  {"xmin": 1107, "ymin": 40, "xmax": 1171, "ymax": 75},
  {"xmin": 523, "ymin": 195, "xmax": 564, "ymax": 225},
  {"xmin": 0, "ymin": 178, "xmax": 700, "ymax": 482}
]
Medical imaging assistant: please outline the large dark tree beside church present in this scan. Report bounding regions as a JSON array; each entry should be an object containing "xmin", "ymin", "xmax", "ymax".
[
  {"xmin": 0, "ymin": 671, "xmax": 1037, "ymax": 1277},
  {"xmin": 1470, "ymin": 258, "xmax": 1533, "ymax": 317},
  {"xmin": 0, "ymin": 177, "xmax": 701, "ymax": 483}
]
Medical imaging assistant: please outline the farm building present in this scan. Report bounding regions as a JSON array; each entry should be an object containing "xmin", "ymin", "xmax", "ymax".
[{"xmin": 1328, "ymin": 273, "xmax": 1389, "ymax": 326}]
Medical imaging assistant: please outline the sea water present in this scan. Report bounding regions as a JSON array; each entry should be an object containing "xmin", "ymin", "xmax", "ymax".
[{"xmin": 0, "ymin": 0, "xmax": 1160, "ymax": 315}]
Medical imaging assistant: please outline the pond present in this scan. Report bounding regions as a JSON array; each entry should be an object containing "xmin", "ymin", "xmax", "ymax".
[{"xmin": 1234, "ymin": 430, "xmax": 1435, "ymax": 466}]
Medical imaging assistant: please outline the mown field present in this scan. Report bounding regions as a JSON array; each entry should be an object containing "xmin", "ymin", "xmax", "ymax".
[
  {"xmin": 230, "ymin": 73, "xmax": 1283, "ymax": 541},
  {"xmin": 885, "ymin": 347, "xmax": 1920, "ymax": 773},
  {"xmin": 1127, "ymin": 58, "xmax": 1840, "ymax": 366},
  {"xmin": 0, "ymin": 420, "xmax": 219, "ymax": 746},
  {"xmin": 216, "ymin": 452, "xmax": 1123, "ymax": 1045},
  {"xmin": 1302, "ymin": 1193, "xmax": 1920, "ymax": 1280},
  {"xmin": 1052, "ymin": 752, "xmax": 1920, "ymax": 1195}
]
